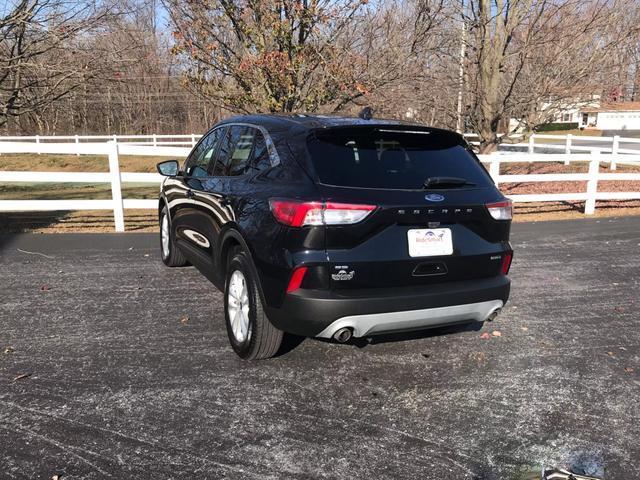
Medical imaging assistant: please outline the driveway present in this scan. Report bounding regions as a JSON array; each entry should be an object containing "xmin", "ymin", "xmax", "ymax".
[{"xmin": 1, "ymin": 217, "xmax": 639, "ymax": 479}]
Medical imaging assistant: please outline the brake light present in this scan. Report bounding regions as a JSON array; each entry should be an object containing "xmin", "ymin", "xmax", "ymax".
[
  {"xmin": 269, "ymin": 199, "xmax": 376, "ymax": 226},
  {"xmin": 501, "ymin": 252, "xmax": 513, "ymax": 275},
  {"xmin": 486, "ymin": 199, "xmax": 513, "ymax": 220},
  {"xmin": 286, "ymin": 266, "xmax": 308, "ymax": 293}
]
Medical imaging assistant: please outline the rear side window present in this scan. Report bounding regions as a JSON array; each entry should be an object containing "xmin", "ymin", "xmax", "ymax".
[{"xmin": 307, "ymin": 128, "xmax": 492, "ymax": 189}]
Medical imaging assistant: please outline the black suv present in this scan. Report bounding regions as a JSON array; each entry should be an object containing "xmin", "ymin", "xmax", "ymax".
[{"xmin": 156, "ymin": 115, "xmax": 512, "ymax": 359}]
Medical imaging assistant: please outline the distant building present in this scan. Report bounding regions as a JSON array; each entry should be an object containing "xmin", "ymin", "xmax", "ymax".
[
  {"xmin": 510, "ymin": 97, "xmax": 640, "ymax": 132},
  {"xmin": 508, "ymin": 95, "xmax": 600, "ymax": 133},
  {"xmin": 579, "ymin": 102, "xmax": 640, "ymax": 130},
  {"xmin": 547, "ymin": 96, "xmax": 600, "ymax": 125}
]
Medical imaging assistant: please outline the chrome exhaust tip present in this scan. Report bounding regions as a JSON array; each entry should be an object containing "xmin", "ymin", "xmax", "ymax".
[
  {"xmin": 486, "ymin": 308, "xmax": 502, "ymax": 322},
  {"xmin": 333, "ymin": 327, "xmax": 352, "ymax": 343}
]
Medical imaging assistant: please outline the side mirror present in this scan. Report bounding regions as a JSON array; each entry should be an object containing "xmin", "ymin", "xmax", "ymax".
[{"xmin": 157, "ymin": 160, "xmax": 179, "ymax": 176}]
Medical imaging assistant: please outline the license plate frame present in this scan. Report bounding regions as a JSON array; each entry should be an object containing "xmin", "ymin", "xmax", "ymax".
[{"xmin": 407, "ymin": 228, "xmax": 453, "ymax": 258}]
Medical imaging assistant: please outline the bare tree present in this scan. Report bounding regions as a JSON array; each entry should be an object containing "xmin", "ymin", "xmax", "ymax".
[
  {"xmin": 461, "ymin": 0, "xmax": 636, "ymax": 152},
  {"xmin": 0, "ymin": 0, "xmax": 126, "ymax": 130},
  {"xmin": 164, "ymin": 0, "xmax": 444, "ymax": 115}
]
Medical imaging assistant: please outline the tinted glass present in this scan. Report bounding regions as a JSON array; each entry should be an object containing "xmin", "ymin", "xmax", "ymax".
[
  {"xmin": 213, "ymin": 126, "xmax": 260, "ymax": 177},
  {"xmin": 251, "ymin": 131, "xmax": 271, "ymax": 172},
  {"xmin": 185, "ymin": 128, "xmax": 224, "ymax": 177},
  {"xmin": 307, "ymin": 128, "xmax": 492, "ymax": 189}
]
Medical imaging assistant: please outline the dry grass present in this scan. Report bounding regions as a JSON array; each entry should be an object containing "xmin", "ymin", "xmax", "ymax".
[
  {"xmin": 0, "ymin": 210, "xmax": 157, "ymax": 233},
  {"xmin": 535, "ymin": 129, "xmax": 603, "ymax": 137},
  {"xmin": 0, "ymin": 183, "xmax": 158, "ymax": 201},
  {"xmin": 513, "ymin": 200, "xmax": 640, "ymax": 222},
  {"xmin": 2, "ymin": 154, "xmax": 640, "ymax": 232},
  {"xmin": 0, "ymin": 153, "xmax": 165, "ymax": 172}
]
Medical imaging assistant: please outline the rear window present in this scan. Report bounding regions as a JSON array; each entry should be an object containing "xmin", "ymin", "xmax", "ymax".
[{"xmin": 307, "ymin": 128, "xmax": 492, "ymax": 189}]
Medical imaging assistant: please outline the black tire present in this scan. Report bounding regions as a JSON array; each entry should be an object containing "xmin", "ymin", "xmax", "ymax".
[
  {"xmin": 159, "ymin": 206, "xmax": 187, "ymax": 267},
  {"xmin": 224, "ymin": 249, "xmax": 283, "ymax": 359}
]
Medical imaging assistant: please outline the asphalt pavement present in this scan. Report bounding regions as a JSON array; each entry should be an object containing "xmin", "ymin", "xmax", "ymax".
[{"xmin": 1, "ymin": 217, "xmax": 639, "ymax": 479}]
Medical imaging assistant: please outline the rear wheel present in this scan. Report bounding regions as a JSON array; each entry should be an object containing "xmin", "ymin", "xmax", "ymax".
[
  {"xmin": 224, "ymin": 249, "xmax": 283, "ymax": 359},
  {"xmin": 160, "ymin": 206, "xmax": 187, "ymax": 267}
]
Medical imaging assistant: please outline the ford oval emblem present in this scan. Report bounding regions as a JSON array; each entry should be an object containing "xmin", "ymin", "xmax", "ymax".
[{"xmin": 425, "ymin": 194, "xmax": 445, "ymax": 202}]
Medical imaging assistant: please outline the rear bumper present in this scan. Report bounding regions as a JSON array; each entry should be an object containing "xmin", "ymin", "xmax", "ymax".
[{"xmin": 265, "ymin": 275, "xmax": 510, "ymax": 338}]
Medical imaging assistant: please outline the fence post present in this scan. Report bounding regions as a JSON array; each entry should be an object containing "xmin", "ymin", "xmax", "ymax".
[
  {"xmin": 611, "ymin": 135, "xmax": 619, "ymax": 171},
  {"xmin": 528, "ymin": 134, "xmax": 535, "ymax": 154},
  {"xmin": 75, "ymin": 135, "xmax": 80, "ymax": 156},
  {"xmin": 152, "ymin": 133, "xmax": 157, "ymax": 147},
  {"xmin": 36, "ymin": 135, "xmax": 41, "ymax": 155},
  {"xmin": 108, "ymin": 141, "xmax": 125, "ymax": 232},
  {"xmin": 585, "ymin": 149, "xmax": 600, "ymax": 215},
  {"xmin": 112, "ymin": 134, "xmax": 117, "ymax": 145},
  {"xmin": 564, "ymin": 134, "xmax": 572, "ymax": 165},
  {"xmin": 191, "ymin": 134, "xmax": 196, "ymax": 147},
  {"xmin": 489, "ymin": 158, "xmax": 500, "ymax": 186}
]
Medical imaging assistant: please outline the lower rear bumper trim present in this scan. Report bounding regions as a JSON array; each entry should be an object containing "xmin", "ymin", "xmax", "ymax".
[{"xmin": 315, "ymin": 299, "xmax": 504, "ymax": 338}]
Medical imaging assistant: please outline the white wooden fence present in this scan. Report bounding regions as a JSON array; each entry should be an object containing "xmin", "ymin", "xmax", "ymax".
[
  {"xmin": 1, "ymin": 140, "xmax": 640, "ymax": 231},
  {"xmin": 0, "ymin": 134, "xmax": 200, "ymax": 149},
  {"xmin": 463, "ymin": 133, "xmax": 640, "ymax": 169},
  {"xmin": 0, "ymin": 141, "xmax": 190, "ymax": 231}
]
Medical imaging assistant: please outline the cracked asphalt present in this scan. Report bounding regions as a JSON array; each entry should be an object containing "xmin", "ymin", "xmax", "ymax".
[{"xmin": 1, "ymin": 217, "xmax": 639, "ymax": 479}]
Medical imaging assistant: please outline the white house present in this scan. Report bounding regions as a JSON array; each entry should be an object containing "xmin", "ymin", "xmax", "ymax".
[
  {"xmin": 579, "ymin": 102, "xmax": 640, "ymax": 130},
  {"xmin": 508, "ymin": 95, "xmax": 600, "ymax": 133}
]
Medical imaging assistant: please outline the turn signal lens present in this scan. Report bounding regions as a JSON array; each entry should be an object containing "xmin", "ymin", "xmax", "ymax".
[
  {"xmin": 486, "ymin": 199, "xmax": 513, "ymax": 220},
  {"xmin": 269, "ymin": 200, "xmax": 322, "ymax": 226},
  {"xmin": 269, "ymin": 199, "xmax": 376, "ymax": 227},
  {"xmin": 286, "ymin": 266, "xmax": 308, "ymax": 293},
  {"xmin": 501, "ymin": 252, "xmax": 513, "ymax": 275}
]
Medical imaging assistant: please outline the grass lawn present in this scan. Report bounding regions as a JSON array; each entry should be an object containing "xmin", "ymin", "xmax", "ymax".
[
  {"xmin": 2, "ymin": 153, "xmax": 640, "ymax": 232},
  {"xmin": 0, "ymin": 153, "xmax": 162, "ymax": 218},
  {"xmin": 535, "ymin": 129, "xmax": 603, "ymax": 137},
  {"xmin": 0, "ymin": 153, "xmax": 167, "ymax": 172},
  {"xmin": 0, "ymin": 182, "xmax": 158, "ymax": 201}
]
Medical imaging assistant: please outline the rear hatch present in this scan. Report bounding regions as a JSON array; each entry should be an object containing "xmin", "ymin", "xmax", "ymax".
[{"xmin": 304, "ymin": 125, "xmax": 511, "ymax": 290}]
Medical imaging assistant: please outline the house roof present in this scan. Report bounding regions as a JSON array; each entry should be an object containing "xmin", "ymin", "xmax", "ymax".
[{"xmin": 582, "ymin": 102, "xmax": 640, "ymax": 113}]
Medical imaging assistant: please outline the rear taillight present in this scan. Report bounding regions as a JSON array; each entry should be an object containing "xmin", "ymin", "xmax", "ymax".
[
  {"xmin": 501, "ymin": 252, "xmax": 513, "ymax": 275},
  {"xmin": 269, "ymin": 199, "xmax": 376, "ymax": 227},
  {"xmin": 486, "ymin": 199, "xmax": 513, "ymax": 220},
  {"xmin": 286, "ymin": 266, "xmax": 308, "ymax": 293}
]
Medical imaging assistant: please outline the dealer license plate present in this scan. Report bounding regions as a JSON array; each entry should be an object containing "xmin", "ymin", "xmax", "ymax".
[{"xmin": 407, "ymin": 228, "xmax": 453, "ymax": 257}]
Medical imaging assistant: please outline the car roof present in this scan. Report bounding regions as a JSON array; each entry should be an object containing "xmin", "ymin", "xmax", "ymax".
[{"xmin": 216, "ymin": 113, "xmax": 455, "ymax": 136}]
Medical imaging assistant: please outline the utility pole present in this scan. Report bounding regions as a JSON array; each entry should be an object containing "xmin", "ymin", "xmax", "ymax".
[{"xmin": 455, "ymin": 0, "xmax": 467, "ymax": 133}]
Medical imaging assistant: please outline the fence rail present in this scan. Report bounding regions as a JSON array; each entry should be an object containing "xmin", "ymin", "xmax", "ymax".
[
  {"xmin": 463, "ymin": 132, "xmax": 640, "ymax": 164},
  {"xmin": 1, "ymin": 141, "xmax": 640, "ymax": 231}
]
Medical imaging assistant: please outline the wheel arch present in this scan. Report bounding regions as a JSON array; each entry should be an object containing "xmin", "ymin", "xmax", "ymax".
[{"xmin": 218, "ymin": 227, "xmax": 268, "ymax": 306}]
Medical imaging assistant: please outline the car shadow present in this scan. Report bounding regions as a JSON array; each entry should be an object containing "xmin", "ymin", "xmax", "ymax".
[
  {"xmin": 0, "ymin": 211, "xmax": 70, "ymax": 254},
  {"xmin": 275, "ymin": 333, "xmax": 307, "ymax": 357},
  {"xmin": 306, "ymin": 320, "xmax": 485, "ymax": 350},
  {"xmin": 349, "ymin": 321, "xmax": 485, "ymax": 348}
]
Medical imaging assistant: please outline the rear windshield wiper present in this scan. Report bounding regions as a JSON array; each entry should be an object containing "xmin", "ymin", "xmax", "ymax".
[{"xmin": 423, "ymin": 176, "xmax": 476, "ymax": 189}]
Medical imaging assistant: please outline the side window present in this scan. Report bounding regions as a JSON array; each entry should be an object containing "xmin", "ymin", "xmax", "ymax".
[
  {"xmin": 251, "ymin": 131, "xmax": 272, "ymax": 172},
  {"xmin": 184, "ymin": 128, "xmax": 224, "ymax": 177},
  {"xmin": 213, "ymin": 126, "xmax": 257, "ymax": 177}
]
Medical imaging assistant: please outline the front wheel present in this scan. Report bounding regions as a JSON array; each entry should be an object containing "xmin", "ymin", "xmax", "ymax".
[
  {"xmin": 159, "ymin": 206, "xmax": 187, "ymax": 267},
  {"xmin": 224, "ymin": 249, "xmax": 283, "ymax": 359}
]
